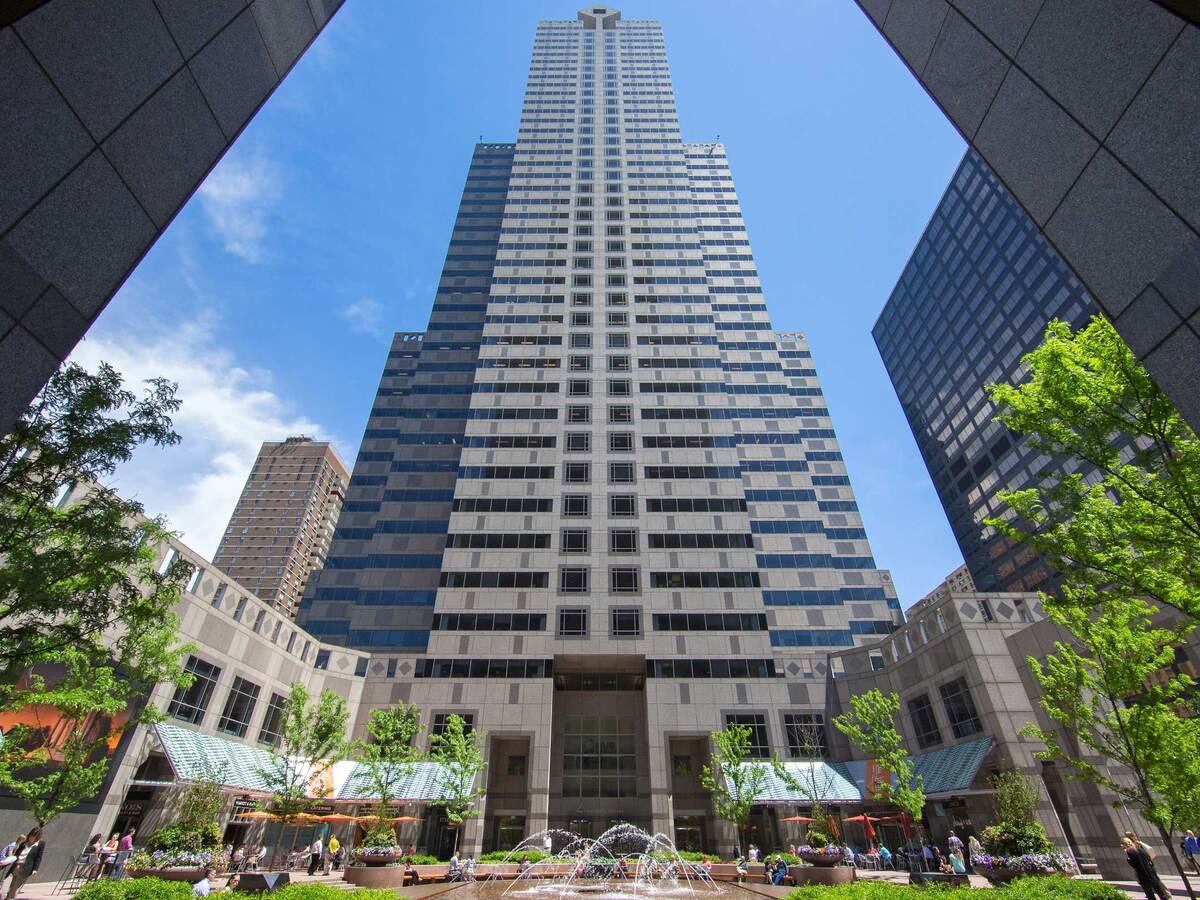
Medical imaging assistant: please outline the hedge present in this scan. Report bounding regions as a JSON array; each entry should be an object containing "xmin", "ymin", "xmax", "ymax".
[
  {"xmin": 785, "ymin": 875, "xmax": 1128, "ymax": 899},
  {"xmin": 74, "ymin": 879, "xmax": 399, "ymax": 900}
]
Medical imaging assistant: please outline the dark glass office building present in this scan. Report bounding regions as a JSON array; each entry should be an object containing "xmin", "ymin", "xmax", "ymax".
[{"xmin": 872, "ymin": 150, "xmax": 1098, "ymax": 593}]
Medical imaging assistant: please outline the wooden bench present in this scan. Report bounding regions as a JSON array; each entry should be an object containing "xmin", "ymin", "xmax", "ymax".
[{"xmin": 910, "ymin": 871, "xmax": 970, "ymax": 888}]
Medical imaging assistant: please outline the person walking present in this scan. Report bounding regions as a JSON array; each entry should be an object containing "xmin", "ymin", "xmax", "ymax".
[
  {"xmin": 5, "ymin": 828, "xmax": 43, "ymax": 900},
  {"xmin": 306, "ymin": 836, "xmax": 323, "ymax": 877},
  {"xmin": 323, "ymin": 836, "xmax": 340, "ymax": 875},
  {"xmin": 1124, "ymin": 837, "xmax": 1170, "ymax": 900},
  {"xmin": 1185, "ymin": 830, "xmax": 1200, "ymax": 875},
  {"xmin": 967, "ymin": 834, "xmax": 982, "ymax": 872}
]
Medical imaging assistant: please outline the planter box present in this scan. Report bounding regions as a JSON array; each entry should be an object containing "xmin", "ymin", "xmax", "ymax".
[
  {"xmin": 352, "ymin": 851, "xmax": 403, "ymax": 867},
  {"xmin": 344, "ymin": 867, "xmax": 415, "ymax": 888},
  {"xmin": 789, "ymin": 865, "xmax": 854, "ymax": 886},
  {"xmin": 977, "ymin": 865, "xmax": 1056, "ymax": 885},
  {"xmin": 128, "ymin": 867, "xmax": 205, "ymax": 882},
  {"xmin": 797, "ymin": 851, "xmax": 844, "ymax": 868}
]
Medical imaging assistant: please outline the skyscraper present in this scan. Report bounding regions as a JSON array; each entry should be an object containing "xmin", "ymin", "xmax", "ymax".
[
  {"xmin": 873, "ymin": 150, "xmax": 1098, "ymax": 593},
  {"xmin": 214, "ymin": 436, "xmax": 348, "ymax": 618},
  {"xmin": 300, "ymin": 5, "xmax": 900, "ymax": 850}
]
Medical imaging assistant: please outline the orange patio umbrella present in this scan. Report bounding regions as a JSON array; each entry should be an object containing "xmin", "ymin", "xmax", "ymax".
[
  {"xmin": 842, "ymin": 814, "xmax": 878, "ymax": 842},
  {"xmin": 780, "ymin": 816, "xmax": 813, "ymax": 822},
  {"xmin": 237, "ymin": 810, "xmax": 281, "ymax": 820}
]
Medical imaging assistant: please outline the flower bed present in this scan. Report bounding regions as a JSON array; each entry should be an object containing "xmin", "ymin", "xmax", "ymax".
[
  {"xmin": 972, "ymin": 852, "xmax": 1071, "ymax": 884},
  {"xmin": 127, "ymin": 850, "xmax": 224, "ymax": 877},
  {"xmin": 351, "ymin": 846, "xmax": 405, "ymax": 867}
]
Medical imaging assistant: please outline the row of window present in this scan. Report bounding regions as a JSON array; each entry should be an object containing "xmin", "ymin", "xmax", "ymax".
[{"xmin": 167, "ymin": 656, "xmax": 287, "ymax": 746}]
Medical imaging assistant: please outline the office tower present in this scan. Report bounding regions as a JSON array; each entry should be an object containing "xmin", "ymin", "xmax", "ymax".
[
  {"xmin": 300, "ymin": 5, "xmax": 900, "ymax": 850},
  {"xmin": 0, "ymin": 0, "xmax": 346, "ymax": 435},
  {"xmin": 215, "ymin": 436, "xmax": 349, "ymax": 618},
  {"xmin": 873, "ymin": 150, "xmax": 1098, "ymax": 593},
  {"xmin": 854, "ymin": 0, "xmax": 1200, "ymax": 430}
]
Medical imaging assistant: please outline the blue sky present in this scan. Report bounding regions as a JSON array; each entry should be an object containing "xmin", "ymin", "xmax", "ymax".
[{"xmin": 75, "ymin": 0, "xmax": 968, "ymax": 608}]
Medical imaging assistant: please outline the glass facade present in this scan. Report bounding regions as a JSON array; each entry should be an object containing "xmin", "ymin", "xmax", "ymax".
[{"xmin": 872, "ymin": 150, "xmax": 1098, "ymax": 593}]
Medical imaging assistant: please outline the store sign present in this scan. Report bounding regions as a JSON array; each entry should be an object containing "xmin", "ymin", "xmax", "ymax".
[
  {"xmin": 233, "ymin": 798, "xmax": 258, "ymax": 813},
  {"xmin": 120, "ymin": 802, "xmax": 143, "ymax": 817}
]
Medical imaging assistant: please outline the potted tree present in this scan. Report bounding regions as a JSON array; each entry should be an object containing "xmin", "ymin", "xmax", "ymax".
[
  {"xmin": 972, "ymin": 771, "xmax": 1070, "ymax": 884},
  {"xmin": 129, "ymin": 762, "xmax": 227, "ymax": 880},
  {"xmin": 428, "ymin": 714, "xmax": 487, "ymax": 855},
  {"xmin": 350, "ymin": 703, "xmax": 424, "ymax": 870}
]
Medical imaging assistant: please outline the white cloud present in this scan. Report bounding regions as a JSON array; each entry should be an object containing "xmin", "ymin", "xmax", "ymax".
[
  {"xmin": 340, "ymin": 296, "xmax": 387, "ymax": 338},
  {"xmin": 68, "ymin": 319, "xmax": 342, "ymax": 561},
  {"xmin": 198, "ymin": 149, "xmax": 282, "ymax": 264}
]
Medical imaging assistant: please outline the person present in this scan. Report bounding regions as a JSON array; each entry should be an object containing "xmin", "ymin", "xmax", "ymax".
[
  {"xmin": 80, "ymin": 833, "xmax": 104, "ymax": 880},
  {"xmin": 787, "ymin": 843, "xmax": 797, "ymax": 857},
  {"xmin": 933, "ymin": 846, "xmax": 948, "ymax": 873},
  {"xmin": 333, "ymin": 844, "xmax": 345, "ymax": 871},
  {"xmin": 922, "ymin": 842, "xmax": 934, "ymax": 871},
  {"xmin": 407, "ymin": 845, "xmax": 416, "ymax": 857},
  {"xmin": 842, "ymin": 844, "xmax": 854, "ymax": 867},
  {"xmin": 518, "ymin": 859, "xmax": 532, "ymax": 876},
  {"xmin": 404, "ymin": 857, "xmax": 422, "ymax": 885},
  {"xmin": 464, "ymin": 855, "xmax": 476, "ymax": 882},
  {"xmin": 947, "ymin": 831, "xmax": 962, "ymax": 856},
  {"xmin": 448, "ymin": 851, "xmax": 462, "ymax": 882},
  {"xmin": 949, "ymin": 850, "xmax": 966, "ymax": 875},
  {"xmin": 6, "ymin": 828, "xmax": 43, "ymax": 900},
  {"xmin": 734, "ymin": 855, "xmax": 748, "ymax": 883},
  {"xmin": 771, "ymin": 855, "xmax": 787, "ymax": 885},
  {"xmin": 1186, "ymin": 830, "xmax": 1200, "ymax": 875},
  {"xmin": 118, "ymin": 829, "xmax": 135, "ymax": 853},
  {"xmin": 747, "ymin": 844, "xmax": 757, "ymax": 863},
  {"xmin": 1124, "ymin": 837, "xmax": 1170, "ymax": 900},
  {"xmin": 967, "ymin": 834, "xmax": 982, "ymax": 872},
  {"xmin": 879, "ymin": 845, "xmax": 893, "ymax": 870},
  {"xmin": 192, "ymin": 867, "xmax": 214, "ymax": 897},
  {"xmin": 221, "ymin": 874, "xmax": 240, "ymax": 894},
  {"xmin": 307, "ymin": 836, "xmax": 323, "ymax": 877},
  {"xmin": 1, "ymin": 836, "xmax": 27, "ymax": 895},
  {"xmin": 231, "ymin": 847, "xmax": 245, "ymax": 872},
  {"xmin": 100, "ymin": 834, "xmax": 119, "ymax": 876},
  {"xmin": 254, "ymin": 846, "xmax": 267, "ymax": 872},
  {"xmin": 324, "ymin": 836, "xmax": 340, "ymax": 875},
  {"xmin": 543, "ymin": 834, "xmax": 553, "ymax": 855}
]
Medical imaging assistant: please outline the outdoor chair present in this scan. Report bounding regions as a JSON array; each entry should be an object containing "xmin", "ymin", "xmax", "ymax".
[{"xmin": 53, "ymin": 853, "xmax": 100, "ymax": 895}]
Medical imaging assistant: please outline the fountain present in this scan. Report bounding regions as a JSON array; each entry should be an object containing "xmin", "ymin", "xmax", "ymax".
[{"xmin": 466, "ymin": 824, "xmax": 733, "ymax": 899}]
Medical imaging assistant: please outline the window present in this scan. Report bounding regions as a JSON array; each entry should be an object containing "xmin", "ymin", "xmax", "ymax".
[
  {"xmin": 608, "ymin": 432, "xmax": 633, "ymax": 452},
  {"xmin": 314, "ymin": 649, "xmax": 330, "ymax": 670},
  {"xmin": 784, "ymin": 713, "xmax": 827, "ymax": 759},
  {"xmin": 572, "ymin": 292, "xmax": 592, "ymax": 307},
  {"xmin": 908, "ymin": 693, "xmax": 942, "ymax": 749},
  {"xmin": 573, "ymin": 274, "xmax": 592, "ymax": 286},
  {"xmin": 562, "ymin": 529, "xmax": 590, "ymax": 553},
  {"xmin": 607, "ymin": 292, "xmax": 628, "ymax": 306},
  {"xmin": 186, "ymin": 566, "xmax": 205, "ymax": 594},
  {"xmin": 211, "ymin": 583, "xmax": 227, "ymax": 610},
  {"xmin": 570, "ymin": 333, "xmax": 592, "ymax": 348},
  {"xmin": 569, "ymin": 355, "xmax": 592, "ymax": 371},
  {"xmin": 725, "ymin": 714, "xmax": 769, "ymax": 758},
  {"xmin": 507, "ymin": 755, "xmax": 527, "ymax": 776},
  {"xmin": 565, "ymin": 432, "xmax": 591, "ymax": 453},
  {"xmin": 257, "ymin": 692, "xmax": 287, "ymax": 747},
  {"xmin": 559, "ymin": 608, "xmax": 589, "ymax": 636},
  {"xmin": 607, "ymin": 274, "xmax": 626, "ymax": 286},
  {"xmin": 386, "ymin": 658, "xmax": 397, "ymax": 678},
  {"xmin": 355, "ymin": 657, "xmax": 369, "ymax": 677},
  {"xmin": 869, "ymin": 650, "xmax": 886, "ymax": 671},
  {"xmin": 607, "ymin": 332, "xmax": 630, "ymax": 348},
  {"xmin": 561, "ymin": 714, "xmax": 637, "ymax": 798},
  {"xmin": 167, "ymin": 657, "xmax": 221, "ymax": 725},
  {"xmin": 233, "ymin": 596, "xmax": 247, "ymax": 622},
  {"xmin": 977, "ymin": 599, "xmax": 995, "ymax": 623},
  {"xmin": 564, "ymin": 462, "xmax": 591, "ymax": 484},
  {"xmin": 608, "ymin": 405, "xmax": 632, "ymax": 423},
  {"xmin": 563, "ymin": 494, "xmax": 590, "ymax": 517},
  {"xmin": 610, "ymin": 568, "xmax": 640, "ymax": 594},
  {"xmin": 611, "ymin": 606, "xmax": 641, "ymax": 634},
  {"xmin": 432, "ymin": 713, "xmax": 475, "ymax": 735},
  {"xmin": 609, "ymin": 529, "xmax": 638, "ymax": 553},
  {"xmin": 607, "ymin": 311, "xmax": 628, "ymax": 326},
  {"xmin": 571, "ymin": 312, "xmax": 593, "ymax": 327},
  {"xmin": 672, "ymin": 755, "xmax": 692, "ymax": 776},
  {"xmin": 939, "ymin": 677, "xmax": 982, "ymax": 738},
  {"xmin": 568, "ymin": 379, "xmax": 592, "ymax": 397},
  {"xmin": 157, "ymin": 547, "xmax": 178, "ymax": 576},
  {"xmin": 560, "ymin": 567, "xmax": 589, "ymax": 593},
  {"xmin": 252, "ymin": 610, "xmax": 265, "ymax": 634},
  {"xmin": 567, "ymin": 405, "xmax": 591, "ymax": 423},
  {"xmin": 608, "ymin": 354, "xmax": 630, "ymax": 371},
  {"xmin": 217, "ymin": 676, "xmax": 261, "ymax": 737},
  {"xmin": 608, "ymin": 462, "xmax": 635, "ymax": 483},
  {"xmin": 610, "ymin": 494, "xmax": 636, "ymax": 517},
  {"xmin": 608, "ymin": 378, "xmax": 631, "ymax": 396}
]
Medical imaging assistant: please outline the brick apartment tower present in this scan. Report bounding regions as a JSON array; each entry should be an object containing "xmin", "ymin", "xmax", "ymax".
[
  {"xmin": 300, "ymin": 6, "xmax": 901, "ymax": 854},
  {"xmin": 215, "ymin": 436, "xmax": 349, "ymax": 618}
]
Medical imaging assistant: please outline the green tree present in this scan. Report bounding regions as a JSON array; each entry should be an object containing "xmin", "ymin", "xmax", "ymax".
[
  {"xmin": 980, "ymin": 771, "xmax": 1053, "ymax": 858},
  {"xmin": 427, "ymin": 714, "xmax": 486, "ymax": 853},
  {"xmin": 985, "ymin": 316, "xmax": 1200, "ymax": 627},
  {"xmin": 833, "ymin": 689, "xmax": 925, "ymax": 870},
  {"xmin": 353, "ymin": 702, "xmax": 424, "ymax": 846},
  {"xmin": 0, "ymin": 362, "xmax": 192, "ymax": 828},
  {"xmin": 700, "ymin": 723, "xmax": 792, "ymax": 858},
  {"xmin": 149, "ymin": 759, "xmax": 229, "ymax": 852},
  {"xmin": 1021, "ymin": 594, "xmax": 1200, "ymax": 897},
  {"xmin": 254, "ymin": 683, "xmax": 348, "ymax": 824}
]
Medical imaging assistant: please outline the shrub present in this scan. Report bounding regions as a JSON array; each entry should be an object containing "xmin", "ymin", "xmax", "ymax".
[
  {"xmin": 996, "ymin": 875, "xmax": 1127, "ymax": 899},
  {"xmin": 980, "ymin": 822, "xmax": 1054, "ymax": 857},
  {"xmin": 785, "ymin": 882, "xmax": 948, "ymax": 899},
  {"xmin": 402, "ymin": 854, "xmax": 443, "ymax": 865},
  {"xmin": 75, "ymin": 878, "xmax": 193, "ymax": 900},
  {"xmin": 479, "ymin": 849, "xmax": 551, "ymax": 863},
  {"xmin": 270, "ymin": 886, "xmax": 396, "ymax": 900}
]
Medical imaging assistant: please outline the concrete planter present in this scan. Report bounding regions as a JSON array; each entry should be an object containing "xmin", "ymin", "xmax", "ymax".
[
  {"xmin": 351, "ymin": 850, "xmax": 403, "ymax": 867},
  {"xmin": 789, "ymin": 865, "xmax": 854, "ymax": 885},
  {"xmin": 127, "ymin": 867, "xmax": 205, "ymax": 882},
  {"xmin": 797, "ymin": 851, "xmax": 844, "ymax": 868}
]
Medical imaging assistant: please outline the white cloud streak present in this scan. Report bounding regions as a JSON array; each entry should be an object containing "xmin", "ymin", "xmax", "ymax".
[
  {"xmin": 339, "ymin": 296, "xmax": 387, "ymax": 338},
  {"xmin": 198, "ymin": 149, "xmax": 282, "ymax": 264},
  {"xmin": 69, "ymin": 319, "xmax": 341, "ymax": 560}
]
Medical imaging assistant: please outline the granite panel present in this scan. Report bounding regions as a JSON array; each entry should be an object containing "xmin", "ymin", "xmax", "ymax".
[
  {"xmin": 22, "ymin": 285, "xmax": 86, "ymax": 359},
  {"xmin": 949, "ymin": 0, "xmax": 1044, "ymax": 56},
  {"xmin": 975, "ymin": 67, "xmax": 1097, "ymax": 226},
  {"xmin": 0, "ymin": 28, "xmax": 93, "ymax": 233},
  {"xmin": 0, "ymin": 325, "xmax": 58, "ymax": 431},
  {"xmin": 1153, "ymin": 240, "xmax": 1200, "ymax": 320},
  {"xmin": 1115, "ymin": 285, "xmax": 1181, "ymax": 357},
  {"xmin": 1047, "ymin": 150, "xmax": 1197, "ymax": 317},
  {"xmin": 189, "ymin": 8, "xmax": 278, "ymax": 138},
  {"xmin": 1016, "ymin": 0, "xmax": 1183, "ymax": 137},
  {"xmin": 15, "ymin": 0, "xmax": 182, "ymax": 140},
  {"xmin": 857, "ymin": 0, "xmax": 893, "ymax": 27},
  {"xmin": 103, "ymin": 67, "xmax": 227, "ymax": 227},
  {"xmin": 922, "ymin": 9, "xmax": 1010, "ymax": 138},
  {"xmin": 1142, "ymin": 325, "xmax": 1200, "ymax": 427},
  {"xmin": 4, "ymin": 150, "xmax": 156, "ymax": 319},
  {"xmin": 882, "ymin": 0, "xmax": 950, "ymax": 73},
  {"xmin": 1108, "ymin": 25, "xmax": 1200, "ymax": 234},
  {"xmin": 153, "ymin": 0, "xmax": 245, "ymax": 59},
  {"xmin": 0, "ymin": 240, "xmax": 48, "ymax": 320},
  {"xmin": 251, "ymin": 0, "xmax": 317, "ymax": 75}
]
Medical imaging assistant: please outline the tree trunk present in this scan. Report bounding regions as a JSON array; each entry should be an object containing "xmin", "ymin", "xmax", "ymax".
[{"xmin": 1154, "ymin": 825, "xmax": 1197, "ymax": 900}]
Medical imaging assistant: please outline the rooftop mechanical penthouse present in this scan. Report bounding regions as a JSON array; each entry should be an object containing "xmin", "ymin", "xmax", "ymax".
[{"xmin": 297, "ymin": 5, "xmax": 901, "ymax": 853}]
